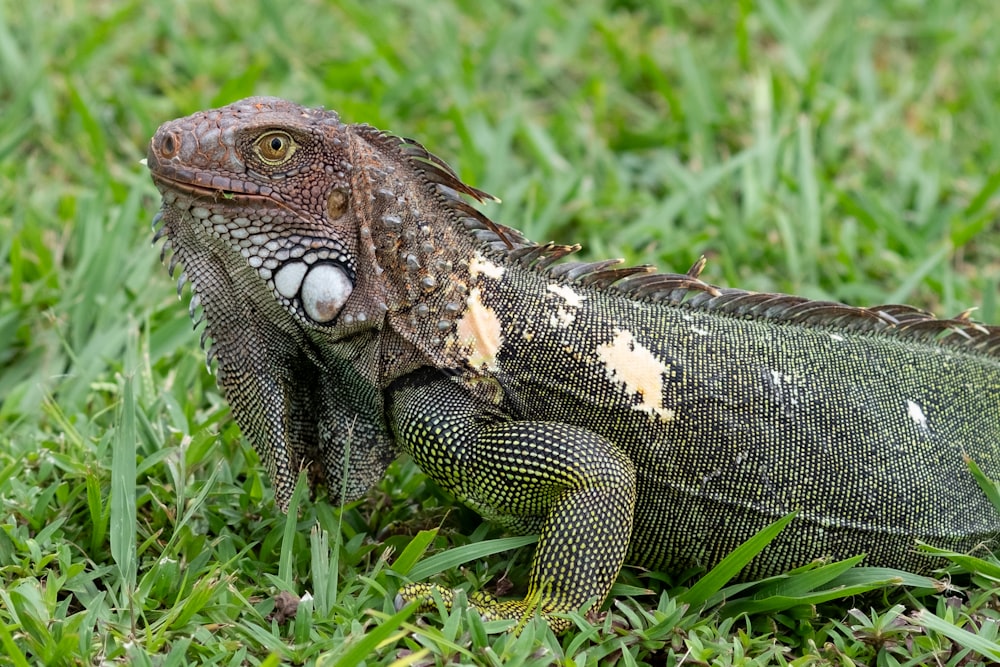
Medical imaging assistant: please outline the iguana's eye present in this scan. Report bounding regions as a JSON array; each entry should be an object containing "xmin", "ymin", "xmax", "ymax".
[{"xmin": 255, "ymin": 131, "xmax": 296, "ymax": 164}]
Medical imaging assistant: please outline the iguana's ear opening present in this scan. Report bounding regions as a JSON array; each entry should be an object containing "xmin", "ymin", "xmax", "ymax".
[{"xmin": 327, "ymin": 187, "xmax": 350, "ymax": 220}]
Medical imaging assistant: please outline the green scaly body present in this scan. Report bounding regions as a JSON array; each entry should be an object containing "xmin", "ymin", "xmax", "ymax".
[
  {"xmin": 146, "ymin": 97, "xmax": 1000, "ymax": 631},
  {"xmin": 468, "ymin": 260, "xmax": 1000, "ymax": 575}
]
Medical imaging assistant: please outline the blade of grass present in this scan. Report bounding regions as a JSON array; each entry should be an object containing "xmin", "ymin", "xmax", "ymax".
[
  {"xmin": 406, "ymin": 535, "xmax": 538, "ymax": 581},
  {"xmin": 966, "ymin": 454, "xmax": 1000, "ymax": 514},
  {"xmin": 911, "ymin": 609, "xmax": 1000, "ymax": 662},
  {"xmin": 0, "ymin": 618, "xmax": 30, "ymax": 667},
  {"xmin": 677, "ymin": 512, "xmax": 795, "ymax": 608},
  {"xmin": 826, "ymin": 567, "xmax": 941, "ymax": 589},
  {"xmin": 720, "ymin": 565, "xmax": 902, "ymax": 617},
  {"xmin": 310, "ymin": 525, "xmax": 331, "ymax": 615},
  {"xmin": 915, "ymin": 545, "xmax": 1000, "ymax": 580},
  {"xmin": 389, "ymin": 529, "xmax": 439, "ymax": 576},
  {"xmin": 328, "ymin": 602, "xmax": 418, "ymax": 667},
  {"xmin": 277, "ymin": 471, "xmax": 310, "ymax": 589},
  {"xmin": 110, "ymin": 334, "xmax": 138, "ymax": 614}
]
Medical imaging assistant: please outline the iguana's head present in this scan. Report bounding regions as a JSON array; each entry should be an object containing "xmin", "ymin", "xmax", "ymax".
[
  {"xmin": 147, "ymin": 96, "xmax": 516, "ymax": 343},
  {"xmin": 148, "ymin": 97, "xmax": 379, "ymax": 332},
  {"xmin": 145, "ymin": 97, "xmax": 516, "ymax": 509}
]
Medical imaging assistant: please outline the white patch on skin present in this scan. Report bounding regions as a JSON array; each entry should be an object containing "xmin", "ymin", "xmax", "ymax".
[
  {"xmin": 470, "ymin": 252, "xmax": 505, "ymax": 280},
  {"xmin": 829, "ymin": 333, "xmax": 845, "ymax": 342},
  {"xmin": 691, "ymin": 326, "xmax": 709, "ymax": 336},
  {"xmin": 547, "ymin": 283, "xmax": 584, "ymax": 328},
  {"xmin": 907, "ymin": 400, "xmax": 929, "ymax": 430},
  {"xmin": 596, "ymin": 329, "xmax": 675, "ymax": 423},
  {"xmin": 300, "ymin": 264, "xmax": 353, "ymax": 323},
  {"xmin": 455, "ymin": 287, "xmax": 503, "ymax": 371},
  {"xmin": 700, "ymin": 468, "xmax": 721, "ymax": 485},
  {"xmin": 547, "ymin": 283, "xmax": 585, "ymax": 307},
  {"xmin": 550, "ymin": 309, "xmax": 575, "ymax": 328},
  {"xmin": 765, "ymin": 368, "xmax": 806, "ymax": 406}
]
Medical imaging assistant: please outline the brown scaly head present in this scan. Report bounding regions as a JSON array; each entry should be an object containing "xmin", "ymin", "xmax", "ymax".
[{"xmin": 146, "ymin": 97, "xmax": 517, "ymax": 509}]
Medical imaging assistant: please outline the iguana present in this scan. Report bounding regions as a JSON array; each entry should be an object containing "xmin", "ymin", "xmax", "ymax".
[{"xmin": 146, "ymin": 97, "xmax": 1000, "ymax": 631}]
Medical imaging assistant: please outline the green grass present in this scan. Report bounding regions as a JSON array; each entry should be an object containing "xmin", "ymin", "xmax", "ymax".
[{"xmin": 3, "ymin": 0, "xmax": 1000, "ymax": 663}]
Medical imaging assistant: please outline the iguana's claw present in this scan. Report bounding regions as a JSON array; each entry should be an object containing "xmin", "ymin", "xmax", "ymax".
[{"xmin": 396, "ymin": 583, "xmax": 571, "ymax": 633}]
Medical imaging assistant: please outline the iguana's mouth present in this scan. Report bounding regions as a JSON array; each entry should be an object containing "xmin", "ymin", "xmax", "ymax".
[
  {"xmin": 148, "ymin": 168, "xmax": 260, "ymax": 203},
  {"xmin": 145, "ymin": 143, "xmax": 277, "ymax": 203}
]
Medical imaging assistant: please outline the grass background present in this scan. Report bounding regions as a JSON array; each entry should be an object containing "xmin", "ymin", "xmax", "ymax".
[{"xmin": 2, "ymin": 0, "xmax": 1000, "ymax": 664}]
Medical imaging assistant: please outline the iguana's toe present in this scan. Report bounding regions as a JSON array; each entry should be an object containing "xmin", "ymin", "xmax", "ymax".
[
  {"xmin": 396, "ymin": 582, "xmax": 458, "ymax": 612},
  {"xmin": 397, "ymin": 583, "xmax": 570, "ymax": 633}
]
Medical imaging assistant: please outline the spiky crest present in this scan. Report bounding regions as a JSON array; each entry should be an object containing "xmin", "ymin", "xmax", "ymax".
[{"xmin": 372, "ymin": 126, "xmax": 1000, "ymax": 357}]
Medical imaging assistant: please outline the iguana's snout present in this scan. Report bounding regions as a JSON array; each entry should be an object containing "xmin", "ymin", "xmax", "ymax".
[
  {"xmin": 146, "ymin": 96, "xmax": 347, "ymax": 202},
  {"xmin": 147, "ymin": 109, "xmax": 252, "ymax": 197}
]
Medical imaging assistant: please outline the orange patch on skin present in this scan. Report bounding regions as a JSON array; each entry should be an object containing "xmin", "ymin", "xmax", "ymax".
[
  {"xmin": 455, "ymin": 287, "xmax": 503, "ymax": 371},
  {"xmin": 596, "ymin": 329, "xmax": 675, "ymax": 422}
]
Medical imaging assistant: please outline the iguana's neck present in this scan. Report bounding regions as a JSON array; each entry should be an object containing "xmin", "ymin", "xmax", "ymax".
[{"xmin": 344, "ymin": 130, "xmax": 510, "ymax": 379}]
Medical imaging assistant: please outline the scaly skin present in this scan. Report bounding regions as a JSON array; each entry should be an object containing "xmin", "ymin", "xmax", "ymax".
[{"xmin": 147, "ymin": 97, "xmax": 1000, "ymax": 631}]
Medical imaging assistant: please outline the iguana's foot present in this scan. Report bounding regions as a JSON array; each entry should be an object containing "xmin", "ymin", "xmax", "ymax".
[{"xmin": 395, "ymin": 583, "xmax": 572, "ymax": 634}]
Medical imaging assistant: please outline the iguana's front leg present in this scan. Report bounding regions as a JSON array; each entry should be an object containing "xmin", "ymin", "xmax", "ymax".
[{"xmin": 388, "ymin": 370, "xmax": 637, "ymax": 632}]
